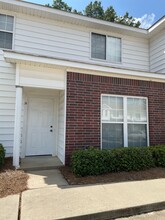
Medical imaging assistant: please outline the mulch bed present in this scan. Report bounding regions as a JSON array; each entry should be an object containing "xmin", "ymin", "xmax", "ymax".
[
  {"xmin": 0, "ymin": 158, "xmax": 29, "ymax": 198},
  {"xmin": 60, "ymin": 166, "xmax": 165, "ymax": 185}
]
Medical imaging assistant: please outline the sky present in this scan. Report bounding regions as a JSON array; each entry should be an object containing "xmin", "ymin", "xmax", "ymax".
[{"xmin": 26, "ymin": 0, "xmax": 165, "ymax": 28}]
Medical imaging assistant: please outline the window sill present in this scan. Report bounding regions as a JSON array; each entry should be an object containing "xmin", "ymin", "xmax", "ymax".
[{"xmin": 90, "ymin": 57, "xmax": 123, "ymax": 67}]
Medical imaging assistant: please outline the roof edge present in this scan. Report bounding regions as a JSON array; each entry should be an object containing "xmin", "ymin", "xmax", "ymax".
[
  {"xmin": 1, "ymin": 0, "xmax": 165, "ymax": 37},
  {"xmin": 0, "ymin": 0, "xmax": 147, "ymax": 35}
]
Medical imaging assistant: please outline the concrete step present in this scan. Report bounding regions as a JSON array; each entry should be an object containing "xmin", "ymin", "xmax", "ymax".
[
  {"xmin": 22, "ymin": 165, "xmax": 63, "ymax": 172},
  {"xmin": 20, "ymin": 156, "xmax": 63, "ymax": 171}
]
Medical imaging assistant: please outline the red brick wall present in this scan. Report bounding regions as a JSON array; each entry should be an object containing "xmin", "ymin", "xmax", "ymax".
[{"xmin": 66, "ymin": 72, "xmax": 165, "ymax": 164}]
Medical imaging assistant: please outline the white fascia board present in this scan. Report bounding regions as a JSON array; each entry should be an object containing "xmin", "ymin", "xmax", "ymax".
[
  {"xmin": 3, "ymin": 51, "xmax": 165, "ymax": 83},
  {"xmin": 148, "ymin": 16, "xmax": 165, "ymax": 37},
  {"xmin": 148, "ymin": 16, "xmax": 165, "ymax": 33}
]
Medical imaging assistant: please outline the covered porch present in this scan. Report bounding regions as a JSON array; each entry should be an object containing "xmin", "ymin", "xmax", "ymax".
[{"xmin": 4, "ymin": 52, "xmax": 67, "ymax": 168}]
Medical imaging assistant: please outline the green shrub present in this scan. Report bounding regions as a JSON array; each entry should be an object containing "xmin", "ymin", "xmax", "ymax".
[
  {"xmin": 71, "ymin": 146, "xmax": 154, "ymax": 177},
  {"xmin": 149, "ymin": 145, "xmax": 165, "ymax": 167},
  {"xmin": 71, "ymin": 147, "xmax": 111, "ymax": 176},
  {"xmin": 109, "ymin": 147, "xmax": 154, "ymax": 172},
  {"xmin": 0, "ymin": 144, "xmax": 5, "ymax": 167}
]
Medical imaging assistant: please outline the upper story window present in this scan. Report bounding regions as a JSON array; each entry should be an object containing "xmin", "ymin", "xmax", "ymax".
[
  {"xmin": 0, "ymin": 14, "xmax": 14, "ymax": 50},
  {"xmin": 91, "ymin": 33, "xmax": 121, "ymax": 63}
]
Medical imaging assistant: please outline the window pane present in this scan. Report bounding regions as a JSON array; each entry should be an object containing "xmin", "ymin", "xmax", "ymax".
[
  {"xmin": 102, "ymin": 123, "xmax": 123, "ymax": 149},
  {"xmin": 7, "ymin": 15, "xmax": 14, "ymax": 24},
  {"xmin": 0, "ymin": 14, "xmax": 13, "ymax": 31},
  {"xmin": 128, "ymin": 124, "xmax": 147, "ymax": 147},
  {"xmin": 102, "ymin": 96, "xmax": 123, "ymax": 122},
  {"xmin": 127, "ymin": 98, "xmax": 147, "ymax": 122},
  {"xmin": 91, "ymin": 33, "xmax": 106, "ymax": 60},
  {"xmin": 107, "ymin": 36, "xmax": 121, "ymax": 63},
  {"xmin": 6, "ymin": 22, "xmax": 13, "ymax": 32},
  {"xmin": 0, "ymin": 14, "xmax": 6, "ymax": 22},
  {"xmin": 0, "ymin": 21, "xmax": 5, "ymax": 30},
  {"xmin": 0, "ymin": 32, "xmax": 12, "ymax": 49}
]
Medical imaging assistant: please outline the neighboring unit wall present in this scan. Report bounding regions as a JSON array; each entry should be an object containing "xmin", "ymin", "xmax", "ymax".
[
  {"xmin": 66, "ymin": 72, "xmax": 165, "ymax": 164},
  {"xmin": 57, "ymin": 90, "xmax": 65, "ymax": 164},
  {"xmin": 150, "ymin": 29, "xmax": 165, "ymax": 73},
  {"xmin": 14, "ymin": 14, "xmax": 149, "ymax": 72},
  {"xmin": 0, "ymin": 51, "xmax": 16, "ymax": 156}
]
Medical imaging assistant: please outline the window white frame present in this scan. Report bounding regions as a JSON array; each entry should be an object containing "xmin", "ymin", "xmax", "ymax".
[
  {"xmin": 0, "ymin": 13, "xmax": 15, "ymax": 50},
  {"xmin": 90, "ymin": 32, "xmax": 122, "ymax": 64},
  {"xmin": 100, "ymin": 94, "xmax": 149, "ymax": 149}
]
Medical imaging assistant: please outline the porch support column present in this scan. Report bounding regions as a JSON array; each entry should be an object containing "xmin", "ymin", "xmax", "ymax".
[{"xmin": 13, "ymin": 86, "xmax": 23, "ymax": 168}]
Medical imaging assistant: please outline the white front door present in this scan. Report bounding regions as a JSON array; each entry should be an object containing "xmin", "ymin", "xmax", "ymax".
[{"xmin": 26, "ymin": 98, "xmax": 55, "ymax": 156}]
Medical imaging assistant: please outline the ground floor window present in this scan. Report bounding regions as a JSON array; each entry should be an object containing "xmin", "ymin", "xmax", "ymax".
[{"xmin": 101, "ymin": 95, "xmax": 148, "ymax": 149}]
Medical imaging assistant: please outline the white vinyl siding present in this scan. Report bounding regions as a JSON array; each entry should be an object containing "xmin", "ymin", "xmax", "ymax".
[
  {"xmin": 0, "ymin": 51, "xmax": 16, "ymax": 156},
  {"xmin": 15, "ymin": 15, "xmax": 90, "ymax": 62},
  {"xmin": 13, "ymin": 14, "xmax": 150, "ymax": 72},
  {"xmin": 150, "ymin": 29, "xmax": 165, "ymax": 73},
  {"xmin": 122, "ymin": 36, "xmax": 149, "ymax": 71},
  {"xmin": 57, "ymin": 90, "xmax": 65, "ymax": 163},
  {"xmin": 101, "ymin": 95, "xmax": 148, "ymax": 149}
]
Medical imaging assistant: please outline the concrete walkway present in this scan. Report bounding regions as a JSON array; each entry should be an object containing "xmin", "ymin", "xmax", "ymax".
[
  {"xmin": 27, "ymin": 169, "xmax": 68, "ymax": 189},
  {"xmin": 0, "ymin": 194, "xmax": 19, "ymax": 220},
  {"xmin": 21, "ymin": 178, "xmax": 165, "ymax": 220},
  {"xmin": 1, "ymin": 169, "xmax": 165, "ymax": 220}
]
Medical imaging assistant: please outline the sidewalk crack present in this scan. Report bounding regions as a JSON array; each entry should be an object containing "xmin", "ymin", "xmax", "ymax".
[{"xmin": 18, "ymin": 193, "xmax": 22, "ymax": 220}]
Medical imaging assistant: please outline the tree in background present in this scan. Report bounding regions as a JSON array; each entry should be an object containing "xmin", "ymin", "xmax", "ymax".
[
  {"xmin": 84, "ymin": 1, "xmax": 104, "ymax": 19},
  {"xmin": 72, "ymin": 9, "xmax": 83, "ymax": 15},
  {"xmin": 116, "ymin": 12, "xmax": 141, "ymax": 27},
  {"xmin": 104, "ymin": 6, "xmax": 117, "ymax": 22},
  {"xmin": 46, "ymin": 0, "xmax": 72, "ymax": 12},
  {"xmin": 47, "ymin": 0, "xmax": 141, "ymax": 28}
]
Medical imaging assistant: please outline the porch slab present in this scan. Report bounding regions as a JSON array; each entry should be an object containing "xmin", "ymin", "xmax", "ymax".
[
  {"xmin": 27, "ymin": 169, "xmax": 68, "ymax": 189},
  {"xmin": 21, "ymin": 179, "xmax": 165, "ymax": 220},
  {"xmin": 0, "ymin": 194, "xmax": 20, "ymax": 220},
  {"xmin": 20, "ymin": 156, "xmax": 63, "ymax": 171}
]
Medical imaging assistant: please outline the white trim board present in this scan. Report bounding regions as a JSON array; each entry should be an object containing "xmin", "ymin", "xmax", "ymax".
[{"xmin": 4, "ymin": 50, "xmax": 165, "ymax": 83}]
